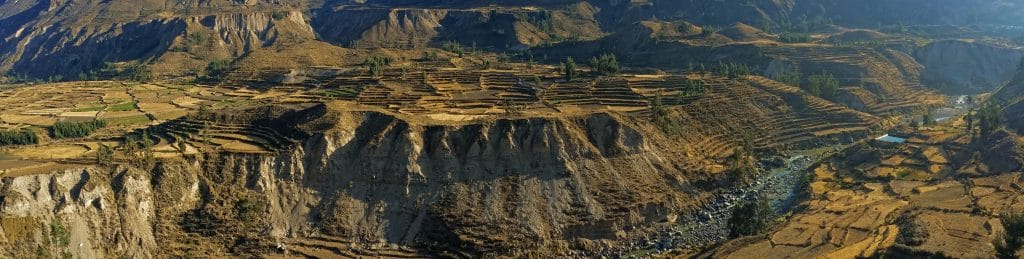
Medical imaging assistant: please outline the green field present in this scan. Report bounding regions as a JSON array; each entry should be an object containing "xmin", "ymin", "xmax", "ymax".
[
  {"xmin": 105, "ymin": 115, "xmax": 151, "ymax": 126},
  {"xmin": 72, "ymin": 106, "xmax": 106, "ymax": 112},
  {"xmin": 107, "ymin": 101, "xmax": 138, "ymax": 111}
]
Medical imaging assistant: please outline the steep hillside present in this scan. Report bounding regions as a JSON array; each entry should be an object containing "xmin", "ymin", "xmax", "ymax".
[
  {"xmin": 763, "ymin": 45, "xmax": 945, "ymax": 115},
  {"xmin": 312, "ymin": 2, "xmax": 604, "ymax": 49},
  {"xmin": 3, "ymin": 0, "xmax": 1024, "ymax": 81},
  {"xmin": 0, "ymin": 0, "xmax": 316, "ymax": 79},
  {"xmin": 915, "ymin": 40, "xmax": 1023, "ymax": 94}
]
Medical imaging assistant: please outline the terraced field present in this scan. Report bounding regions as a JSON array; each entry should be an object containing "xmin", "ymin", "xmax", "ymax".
[{"xmin": 709, "ymin": 122, "xmax": 1016, "ymax": 258}]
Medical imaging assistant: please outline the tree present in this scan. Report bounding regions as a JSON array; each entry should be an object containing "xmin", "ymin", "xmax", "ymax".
[
  {"xmin": 994, "ymin": 212, "xmax": 1024, "ymax": 259},
  {"xmin": 677, "ymin": 79, "xmax": 706, "ymax": 100},
  {"xmin": 729, "ymin": 195, "xmax": 775, "ymax": 237},
  {"xmin": 563, "ymin": 57, "xmax": 577, "ymax": 82},
  {"xmin": 978, "ymin": 103, "xmax": 1003, "ymax": 139}
]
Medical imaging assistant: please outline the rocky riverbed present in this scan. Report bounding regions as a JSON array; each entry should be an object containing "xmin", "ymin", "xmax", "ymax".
[{"xmin": 610, "ymin": 150, "xmax": 835, "ymax": 258}]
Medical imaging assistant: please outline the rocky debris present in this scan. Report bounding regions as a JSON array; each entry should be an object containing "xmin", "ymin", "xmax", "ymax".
[{"xmin": 614, "ymin": 155, "xmax": 818, "ymax": 257}]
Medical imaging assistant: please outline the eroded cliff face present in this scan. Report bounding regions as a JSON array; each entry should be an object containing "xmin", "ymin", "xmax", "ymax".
[
  {"xmin": 284, "ymin": 112, "xmax": 689, "ymax": 255},
  {"xmin": 0, "ymin": 167, "xmax": 156, "ymax": 258},
  {"xmin": 0, "ymin": 111, "xmax": 704, "ymax": 257},
  {"xmin": 915, "ymin": 40, "xmax": 1023, "ymax": 94}
]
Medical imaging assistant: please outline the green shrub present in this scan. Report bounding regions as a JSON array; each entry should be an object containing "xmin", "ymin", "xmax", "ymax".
[
  {"xmin": 364, "ymin": 56, "xmax": 393, "ymax": 77},
  {"xmin": 728, "ymin": 196, "xmax": 775, "ymax": 237},
  {"xmin": 236, "ymin": 194, "xmax": 267, "ymax": 222},
  {"xmin": 421, "ymin": 51, "xmax": 440, "ymax": 61},
  {"xmin": 50, "ymin": 221, "xmax": 70, "ymax": 248},
  {"xmin": 271, "ymin": 12, "xmax": 286, "ymax": 20}
]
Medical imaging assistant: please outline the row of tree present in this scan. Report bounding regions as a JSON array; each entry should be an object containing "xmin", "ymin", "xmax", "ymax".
[
  {"xmin": 678, "ymin": 79, "xmax": 707, "ymax": 98},
  {"xmin": 79, "ymin": 62, "xmax": 153, "ymax": 82},
  {"xmin": 805, "ymin": 73, "xmax": 840, "ymax": 100},
  {"xmin": 712, "ymin": 62, "xmax": 752, "ymax": 79},
  {"xmin": 0, "ymin": 129, "xmax": 38, "ymax": 146},
  {"xmin": 778, "ymin": 32, "xmax": 812, "ymax": 43},
  {"xmin": 771, "ymin": 69, "xmax": 839, "ymax": 100},
  {"xmin": 51, "ymin": 120, "xmax": 108, "ymax": 139},
  {"xmin": 589, "ymin": 54, "xmax": 620, "ymax": 76},
  {"xmin": 559, "ymin": 54, "xmax": 621, "ymax": 81}
]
